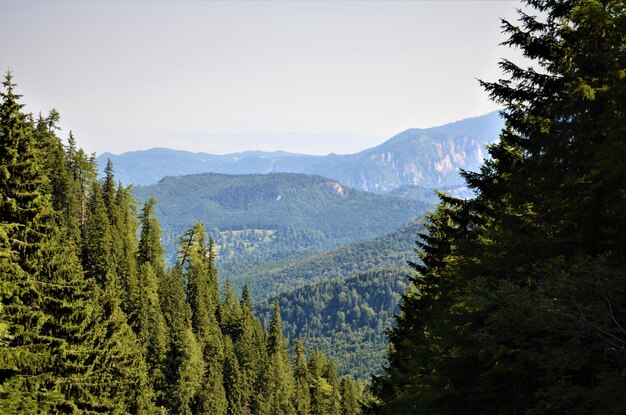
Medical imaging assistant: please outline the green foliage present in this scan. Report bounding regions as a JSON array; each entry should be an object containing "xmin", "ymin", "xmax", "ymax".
[
  {"xmin": 376, "ymin": 1, "xmax": 626, "ymax": 413},
  {"xmin": 133, "ymin": 172, "xmax": 431, "ymax": 268},
  {"xmin": 234, "ymin": 220, "xmax": 422, "ymax": 301},
  {"xmin": 258, "ymin": 269, "xmax": 408, "ymax": 379},
  {"xmin": 0, "ymin": 72, "xmax": 372, "ymax": 415}
]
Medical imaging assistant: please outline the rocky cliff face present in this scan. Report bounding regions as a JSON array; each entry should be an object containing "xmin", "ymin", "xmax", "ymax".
[
  {"xmin": 303, "ymin": 112, "xmax": 501, "ymax": 192},
  {"xmin": 98, "ymin": 111, "xmax": 503, "ymax": 194}
]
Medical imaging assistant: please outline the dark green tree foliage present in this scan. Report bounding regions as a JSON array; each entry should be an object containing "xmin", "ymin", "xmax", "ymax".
[
  {"xmin": 65, "ymin": 131, "xmax": 98, "ymax": 243},
  {"xmin": 293, "ymin": 340, "xmax": 311, "ymax": 415},
  {"xmin": 257, "ymin": 268, "xmax": 407, "ymax": 379},
  {"xmin": 112, "ymin": 184, "xmax": 141, "ymax": 324},
  {"xmin": 82, "ymin": 181, "xmax": 113, "ymax": 285},
  {"xmin": 222, "ymin": 336, "xmax": 244, "ymax": 415},
  {"xmin": 308, "ymin": 348, "xmax": 339, "ymax": 415},
  {"xmin": 376, "ymin": 1, "xmax": 626, "ymax": 413},
  {"xmin": 340, "ymin": 376, "xmax": 360, "ymax": 415},
  {"xmin": 0, "ymin": 73, "xmax": 363, "ymax": 415},
  {"xmin": 137, "ymin": 198, "xmax": 169, "ymax": 406},
  {"xmin": 179, "ymin": 222, "xmax": 227, "ymax": 415},
  {"xmin": 253, "ymin": 300, "xmax": 295, "ymax": 415},
  {"xmin": 234, "ymin": 284, "xmax": 266, "ymax": 412},
  {"xmin": 0, "ymin": 73, "xmax": 88, "ymax": 413},
  {"xmin": 161, "ymin": 266, "xmax": 204, "ymax": 415}
]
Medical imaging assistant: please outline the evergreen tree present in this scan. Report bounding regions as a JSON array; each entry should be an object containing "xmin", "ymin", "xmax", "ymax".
[
  {"xmin": 137, "ymin": 198, "xmax": 169, "ymax": 407},
  {"xmin": 112, "ymin": 184, "xmax": 141, "ymax": 323},
  {"xmin": 308, "ymin": 348, "xmax": 335, "ymax": 415},
  {"xmin": 293, "ymin": 340, "xmax": 311, "ymax": 415},
  {"xmin": 179, "ymin": 223, "xmax": 227, "ymax": 415},
  {"xmin": 235, "ymin": 284, "xmax": 266, "ymax": 413},
  {"xmin": 223, "ymin": 336, "xmax": 244, "ymax": 415},
  {"xmin": 161, "ymin": 266, "xmax": 204, "ymax": 415},
  {"xmin": 340, "ymin": 376, "xmax": 360, "ymax": 415},
  {"xmin": 254, "ymin": 300, "xmax": 295, "ymax": 415},
  {"xmin": 377, "ymin": 1, "xmax": 626, "ymax": 413},
  {"xmin": 0, "ymin": 72, "xmax": 78, "ymax": 413}
]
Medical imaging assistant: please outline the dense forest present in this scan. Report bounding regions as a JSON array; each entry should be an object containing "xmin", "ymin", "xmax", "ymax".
[
  {"xmin": 0, "ymin": 75, "xmax": 366, "ymax": 414},
  {"xmin": 374, "ymin": 0, "xmax": 626, "ymax": 413},
  {"xmin": 228, "ymin": 219, "xmax": 421, "ymax": 301},
  {"xmin": 258, "ymin": 268, "xmax": 408, "ymax": 379},
  {"xmin": 2, "ymin": 0, "xmax": 624, "ymax": 414},
  {"xmin": 132, "ymin": 172, "xmax": 431, "ymax": 266}
]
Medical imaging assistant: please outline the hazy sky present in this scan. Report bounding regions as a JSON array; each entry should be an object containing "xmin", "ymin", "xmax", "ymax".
[{"xmin": 0, "ymin": 0, "xmax": 525, "ymax": 155}]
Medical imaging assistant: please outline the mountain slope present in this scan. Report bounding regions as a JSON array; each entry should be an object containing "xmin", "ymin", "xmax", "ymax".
[
  {"xmin": 98, "ymin": 111, "xmax": 503, "ymax": 191},
  {"xmin": 250, "ymin": 221, "xmax": 423, "ymax": 378},
  {"xmin": 133, "ymin": 173, "xmax": 431, "ymax": 281},
  {"xmin": 302, "ymin": 111, "xmax": 502, "ymax": 192},
  {"xmin": 257, "ymin": 269, "xmax": 409, "ymax": 379},
  {"xmin": 227, "ymin": 219, "xmax": 422, "ymax": 300}
]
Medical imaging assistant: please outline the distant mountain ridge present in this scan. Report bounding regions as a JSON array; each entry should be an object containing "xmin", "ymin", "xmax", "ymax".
[{"xmin": 98, "ymin": 111, "xmax": 503, "ymax": 192}]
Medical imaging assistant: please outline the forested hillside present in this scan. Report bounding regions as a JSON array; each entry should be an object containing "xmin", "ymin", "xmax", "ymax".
[
  {"xmin": 227, "ymin": 220, "xmax": 422, "ymax": 300},
  {"xmin": 133, "ymin": 173, "xmax": 431, "ymax": 268},
  {"xmin": 0, "ymin": 75, "xmax": 368, "ymax": 414},
  {"xmin": 375, "ymin": 1, "xmax": 626, "ymax": 413},
  {"xmin": 258, "ymin": 269, "xmax": 408, "ymax": 380}
]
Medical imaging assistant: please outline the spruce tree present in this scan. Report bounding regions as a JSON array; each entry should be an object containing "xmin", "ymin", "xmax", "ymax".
[
  {"xmin": 235, "ymin": 284, "xmax": 266, "ymax": 413},
  {"xmin": 223, "ymin": 336, "xmax": 244, "ymax": 415},
  {"xmin": 377, "ymin": 1, "xmax": 626, "ymax": 413},
  {"xmin": 340, "ymin": 376, "xmax": 360, "ymax": 415},
  {"xmin": 293, "ymin": 339, "xmax": 311, "ymax": 415},
  {"xmin": 0, "ymin": 73, "xmax": 101, "ymax": 413},
  {"xmin": 179, "ymin": 222, "xmax": 227, "ymax": 415},
  {"xmin": 137, "ymin": 198, "xmax": 169, "ymax": 407},
  {"xmin": 253, "ymin": 300, "xmax": 295, "ymax": 415},
  {"xmin": 161, "ymin": 266, "xmax": 204, "ymax": 415}
]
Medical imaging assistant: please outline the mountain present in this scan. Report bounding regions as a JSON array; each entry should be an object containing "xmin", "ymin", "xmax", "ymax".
[
  {"xmin": 249, "ymin": 221, "xmax": 422, "ymax": 378},
  {"xmin": 257, "ymin": 268, "xmax": 408, "ymax": 379},
  {"xmin": 227, "ymin": 219, "xmax": 422, "ymax": 301},
  {"xmin": 98, "ymin": 111, "xmax": 503, "ymax": 191},
  {"xmin": 132, "ymin": 173, "xmax": 431, "ymax": 283}
]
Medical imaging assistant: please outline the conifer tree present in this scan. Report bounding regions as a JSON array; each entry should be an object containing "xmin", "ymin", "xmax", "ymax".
[
  {"xmin": 112, "ymin": 184, "xmax": 141, "ymax": 322},
  {"xmin": 179, "ymin": 222, "xmax": 227, "ymax": 415},
  {"xmin": 235, "ymin": 284, "xmax": 266, "ymax": 413},
  {"xmin": 340, "ymin": 376, "xmax": 360, "ymax": 415},
  {"xmin": 223, "ymin": 336, "xmax": 244, "ymax": 415},
  {"xmin": 293, "ymin": 339, "xmax": 311, "ymax": 415},
  {"xmin": 308, "ymin": 348, "xmax": 334, "ymax": 415},
  {"xmin": 377, "ymin": 1, "xmax": 626, "ymax": 413},
  {"xmin": 218, "ymin": 280, "xmax": 243, "ymax": 339},
  {"xmin": 0, "ymin": 73, "xmax": 105, "ymax": 413},
  {"xmin": 161, "ymin": 266, "xmax": 204, "ymax": 415},
  {"xmin": 137, "ymin": 198, "xmax": 169, "ymax": 407},
  {"xmin": 254, "ymin": 300, "xmax": 295, "ymax": 415}
]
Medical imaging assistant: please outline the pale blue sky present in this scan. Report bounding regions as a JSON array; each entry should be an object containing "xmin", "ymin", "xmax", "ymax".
[{"xmin": 0, "ymin": 0, "xmax": 525, "ymax": 155}]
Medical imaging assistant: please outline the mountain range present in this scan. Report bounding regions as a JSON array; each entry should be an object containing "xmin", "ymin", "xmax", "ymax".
[
  {"xmin": 132, "ymin": 173, "xmax": 431, "ymax": 273},
  {"xmin": 99, "ymin": 111, "xmax": 503, "ymax": 193}
]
